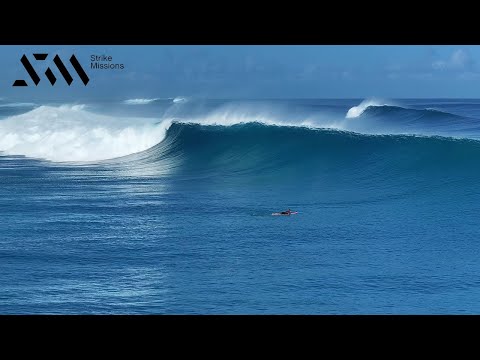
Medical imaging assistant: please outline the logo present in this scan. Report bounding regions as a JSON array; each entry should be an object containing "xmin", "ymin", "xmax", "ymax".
[{"xmin": 13, "ymin": 54, "xmax": 89, "ymax": 86}]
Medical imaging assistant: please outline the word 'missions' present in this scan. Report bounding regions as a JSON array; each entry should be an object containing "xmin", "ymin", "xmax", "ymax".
[{"xmin": 90, "ymin": 55, "xmax": 124, "ymax": 70}]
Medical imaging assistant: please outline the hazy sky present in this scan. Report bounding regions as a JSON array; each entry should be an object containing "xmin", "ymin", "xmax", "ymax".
[{"xmin": 1, "ymin": 45, "xmax": 480, "ymax": 100}]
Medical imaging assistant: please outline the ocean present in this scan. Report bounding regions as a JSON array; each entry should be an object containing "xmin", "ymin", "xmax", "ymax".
[{"xmin": 1, "ymin": 97, "xmax": 480, "ymax": 314}]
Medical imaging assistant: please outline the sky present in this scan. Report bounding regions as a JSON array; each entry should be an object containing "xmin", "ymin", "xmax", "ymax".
[{"xmin": 1, "ymin": 45, "xmax": 480, "ymax": 100}]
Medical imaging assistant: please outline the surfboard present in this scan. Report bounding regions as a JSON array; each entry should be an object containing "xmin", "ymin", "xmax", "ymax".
[{"xmin": 272, "ymin": 212, "xmax": 298, "ymax": 216}]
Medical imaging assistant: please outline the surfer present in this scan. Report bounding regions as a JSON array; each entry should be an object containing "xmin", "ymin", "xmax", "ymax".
[{"xmin": 272, "ymin": 209, "xmax": 296, "ymax": 216}]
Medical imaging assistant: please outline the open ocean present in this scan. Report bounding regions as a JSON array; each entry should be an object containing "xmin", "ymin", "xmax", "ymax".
[{"xmin": 1, "ymin": 97, "xmax": 480, "ymax": 314}]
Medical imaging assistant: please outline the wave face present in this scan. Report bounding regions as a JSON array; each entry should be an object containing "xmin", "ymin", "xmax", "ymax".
[{"xmin": 114, "ymin": 122, "xmax": 480, "ymax": 197}]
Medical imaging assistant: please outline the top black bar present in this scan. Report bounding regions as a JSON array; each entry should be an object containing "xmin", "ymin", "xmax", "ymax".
[{"xmin": 2, "ymin": 6, "xmax": 480, "ymax": 44}]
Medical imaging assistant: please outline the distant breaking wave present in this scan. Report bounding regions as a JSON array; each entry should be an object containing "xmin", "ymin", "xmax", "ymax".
[
  {"xmin": 173, "ymin": 97, "xmax": 187, "ymax": 103},
  {"xmin": 124, "ymin": 98, "xmax": 160, "ymax": 105},
  {"xmin": 124, "ymin": 97, "xmax": 188, "ymax": 105}
]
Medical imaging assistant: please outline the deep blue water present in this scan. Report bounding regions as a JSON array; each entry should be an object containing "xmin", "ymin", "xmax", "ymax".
[{"xmin": 1, "ymin": 98, "xmax": 480, "ymax": 314}]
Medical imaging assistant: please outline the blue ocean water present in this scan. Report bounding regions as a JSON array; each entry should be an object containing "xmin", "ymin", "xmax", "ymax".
[{"xmin": 1, "ymin": 98, "xmax": 480, "ymax": 314}]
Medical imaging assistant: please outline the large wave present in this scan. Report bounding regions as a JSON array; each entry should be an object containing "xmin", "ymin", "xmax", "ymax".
[{"xmin": 2, "ymin": 100, "xmax": 480, "ymax": 164}]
